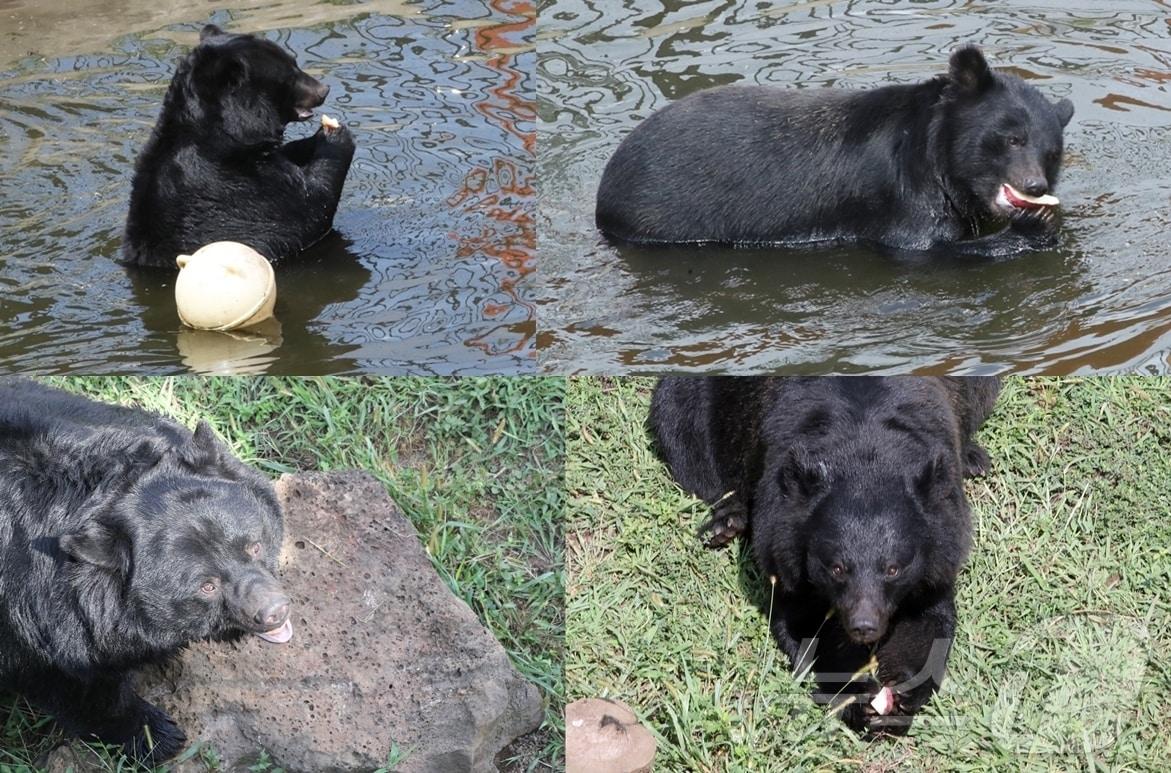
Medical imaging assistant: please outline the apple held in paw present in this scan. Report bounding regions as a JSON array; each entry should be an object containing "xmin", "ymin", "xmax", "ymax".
[
  {"xmin": 175, "ymin": 241, "xmax": 276, "ymax": 331},
  {"xmin": 870, "ymin": 686, "xmax": 896, "ymax": 716},
  {"xmin": 321, "ymin": 114, "xmax": 340, "ymax": 133}
]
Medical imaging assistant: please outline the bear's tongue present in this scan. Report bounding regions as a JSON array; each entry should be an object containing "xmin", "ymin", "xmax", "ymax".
[
  {"xmin": 256, "ymin": 618, "xmax": 293, "ymax": 644},
  {"xmin": 296, "ymin": 108, "xmax": 314, "ymax": 121},
  {"xmin": 1000, "ymin": 183, "xmax": 1060, "ymax": 209}
]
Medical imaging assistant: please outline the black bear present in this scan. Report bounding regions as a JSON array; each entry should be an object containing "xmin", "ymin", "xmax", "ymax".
[
  {"xmin": 0, "ymin": 379, "xmax": 291, "ymax": 763},
  {"xmin": 122, "ymin": 24, "xmax": 356, "ymax": 268},
  {"xmin": 649, "ymin": 376, "xmax": 1000, "ymax": 733},
  {"xmin": 597, "ymin": 46, "xmax": 1073, "ymax": 258}
]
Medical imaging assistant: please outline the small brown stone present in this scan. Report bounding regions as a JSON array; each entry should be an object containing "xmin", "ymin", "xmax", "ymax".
[{"xmin": 566, "ymin": 698, "xmax": 656, "ymax": 773}]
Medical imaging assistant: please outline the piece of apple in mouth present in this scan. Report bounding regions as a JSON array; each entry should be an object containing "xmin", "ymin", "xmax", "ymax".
[{"xmin": 997, "ymin": 183, "xmax": 1060, "ymax": 211}]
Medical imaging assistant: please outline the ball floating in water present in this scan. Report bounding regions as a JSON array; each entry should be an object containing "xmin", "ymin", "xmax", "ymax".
[{"xmin": 175, "ymin": 241, "xmax": 276, "ymax": 331}]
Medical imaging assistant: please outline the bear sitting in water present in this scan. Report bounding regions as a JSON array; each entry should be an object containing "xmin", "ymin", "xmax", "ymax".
[
  {"xmin": 597, "ymin": 46, "xmax": 1073, "ymax": 258},
  {"xmin": 122, "ymin": 24, "xmax": 355, "ymax": 267},
  {"xmin": 0, "ymin": 379, "xmax": 291, "ymax": 763},
  {"xmin": 650, "ymin": 376, "xmax": 1000, "ymax": 733}
]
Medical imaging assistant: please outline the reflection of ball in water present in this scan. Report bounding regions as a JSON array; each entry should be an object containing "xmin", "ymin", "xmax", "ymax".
[{"xmin": 175, "ymin": 242, "xmax": 276, "ymax": 331}]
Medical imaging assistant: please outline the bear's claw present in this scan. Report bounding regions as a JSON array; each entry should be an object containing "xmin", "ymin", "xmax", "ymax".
[
  {"xmin": 699, "ymin": 499, "xmax": 748, "ymax": 548},
  {"xmin": 122, "ymin": 703, "xmax": 187, "ymax": 765}
]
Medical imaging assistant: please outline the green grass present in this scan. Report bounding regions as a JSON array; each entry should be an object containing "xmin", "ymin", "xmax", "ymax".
[
  {"xmin": 566, "ymin": 377, "xmax": 1171, "ymax": 772},
  {"xmin": 1, "ymin": 376, "xmax": 565, "ymax": 772}
]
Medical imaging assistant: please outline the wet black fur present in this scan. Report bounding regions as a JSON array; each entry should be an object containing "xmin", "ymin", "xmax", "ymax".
[
  {"xmin": 0, "ymin": 379, "xmax": 285, "ymax": 763},
  {"xmin": 597, "ymin": 46, "xmax": 1074, "ymax": 257},
  {"xmin": 122, "ymin": 24, "xmax": 355, "ymax": 267},
  {"xmin": 649, "ymin": 376, "xmax": 1000, "ymax": 734}
]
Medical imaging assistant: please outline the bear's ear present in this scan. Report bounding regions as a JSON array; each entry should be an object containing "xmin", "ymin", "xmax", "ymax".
[
  {"xmin": 60, "ymin": 522, "xmax": 130, "ymax": 574},
  {"xmin": 777, "ymin": 448, "xmax": 826, "ymax": 501},
  {"xmin": 1053, "ymin": 98, "xmax": 1074, "ymax": 127},
  {"xmin": 186, "ymin": 46, "xmax": 248, "ymax": 113},
  {"xmin": 948, "ymin": 45, "xmax": 993, "ymax": 94},
  {"xmin": 180, "ymin": 421, "xmax": 225, "ymax": 469},
  {"xmin": 912, "ymin": 451, "xmax": 953, "ymax": 503},
  {"xmin": 200, "ymin": 24, "xmax": 226, "ymax": 42}
]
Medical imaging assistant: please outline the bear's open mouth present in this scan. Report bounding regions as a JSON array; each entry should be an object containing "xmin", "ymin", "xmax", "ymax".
[
  {"xmin": 294, "ymin": 108, "xmax": 315, "ymax": 122},
  {"xmin": 256, "ymin": 618, "xmax": 293, "ymax": 644},
  {"xmin": 996, "ymin": 183, "xmax": 1059, "ymax": 211}
]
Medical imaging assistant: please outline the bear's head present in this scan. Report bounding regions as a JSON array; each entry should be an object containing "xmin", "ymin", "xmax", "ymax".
[
  {"xmin": 938, "ymin": 45, "xmax": 1075, "ymax": 224},
  {"xmin": 755, "ymin": 444, "xmax": 970, "ymax": 646},
  {"xmin": 58, "ymin": 422, "xmax": 291, "ymax": 657},
  {"xmin": 174, "ymin": 24, "xmax": 330, "ymax": 145}
]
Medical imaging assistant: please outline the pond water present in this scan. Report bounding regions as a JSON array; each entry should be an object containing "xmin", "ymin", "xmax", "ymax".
[
  {"xmin": 537, "ymin": 0, "xmax": 1171, "ymax": 374},
  {"xmin": 0, "ymin": 0, "xmax": 535, "ymax": 375}
]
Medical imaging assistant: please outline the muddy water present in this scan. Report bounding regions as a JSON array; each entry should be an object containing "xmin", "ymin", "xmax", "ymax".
[
  {"xmin": 537, "ymin": 0, "xmax": 1171, "ymax": 374},
  {"xmin": 0, "ymin": 0, "xmax": 535, "ymax": 374}
]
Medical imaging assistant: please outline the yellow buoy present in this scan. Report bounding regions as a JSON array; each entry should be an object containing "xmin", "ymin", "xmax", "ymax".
[{"xmin": 174, "ymin": 241, "xmax": 276, "ymax": 331}]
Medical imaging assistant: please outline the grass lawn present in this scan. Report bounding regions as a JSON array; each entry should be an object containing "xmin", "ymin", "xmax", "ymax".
[
  {"xmin": 1, "ymin": 376, "xmax": 564, "ymax": 772},
  {"xmin": 566, "ymin": 377, "xmax": 1171, "ymax": 772}
]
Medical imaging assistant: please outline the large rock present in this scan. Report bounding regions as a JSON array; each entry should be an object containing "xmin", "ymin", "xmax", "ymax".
[{"xmin": 136, "ymin": 470, "xmax": 545, "ymax": 772}]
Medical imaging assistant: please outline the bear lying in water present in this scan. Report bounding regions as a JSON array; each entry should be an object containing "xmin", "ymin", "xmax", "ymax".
[
  {"xmin": 597, "ymin": 46, "xmax": 1073, "ymax": 258},
  {"xmin": 0, "ymin": 379, "xmax": 291, "ymax": 763},
  {"xmin": 122, "ymin": 24, "xmax": 355, "ymax": 267},
  {"xmin": 650, "ymin": 376, "xmax": 1000, "ymax": 733}
]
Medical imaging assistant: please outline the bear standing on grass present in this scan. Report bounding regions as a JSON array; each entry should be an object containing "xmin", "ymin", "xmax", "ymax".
[
  {"xmin": 598, "ymin": 46, "xmax": 1073, "ymax": 258},
  {"xmin": 122, "ymin": 24, "xmax": 355, "ymax": 268},
  {"xmin": 0, "ymin": 380, "xmax": 292, "ymax": 764},
  {"xmin": 650, "ymin": 376, "xmax": 1000, "ymax": 734}
]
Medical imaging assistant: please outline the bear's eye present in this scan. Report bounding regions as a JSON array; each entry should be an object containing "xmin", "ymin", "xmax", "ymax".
[
  {"xmin": 199, "ymin": 580, "xmax": 218, "ymax": 595},
  {"xmin": 247, "ymin": 542, "xmax": 263, "ymax": 559},
  {"xmin": 1007, "ymin": 135, "xmax": 1025, "ymax": 147},
  {"xmin": 886, "ymin": 565, "xmax": 900, "ymax": 578},
  {"xmin": 830, "ymin": 564, "xmax": 845, "ymax": 578}
]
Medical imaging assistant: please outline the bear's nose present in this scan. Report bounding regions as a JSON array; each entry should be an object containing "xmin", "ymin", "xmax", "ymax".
[
  {"xmin": 316, "ymin": 82, "xmax": 330, "ymax": 101},
  {"xmin": 256, "ymin": 598, "xmax": 290, "ymax": 629},
  {"xmin": 850, "ymin": 620, "xmax": 880, "ymax": 643},
  {"xmin": 1022, "ymin": 178, "xmax": 1048, "ymax": 197}
]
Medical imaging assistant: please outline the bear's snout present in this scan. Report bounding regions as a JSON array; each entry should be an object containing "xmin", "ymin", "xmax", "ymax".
[
  {"xmin": 226, "ymin": 569, "xmax": 291, "ymax": 633},
  {"xmin": 255, "ymin": 595, "xmax": 290, "ymax": 629},
  {"xmin": 296, "ymin": 76, "xmax": 329, "ymax": 107},
  {"xmin": 1020, "ymin": 176, "xmax": 1049, "ymax": 197},
  {"xmin": 842, "ymin": 597, "xmax": 887, "ymax": 644},
  {"xmin": 849, "ymin": 618, "xmax": 880, "ymax": 644},
  {"xmin": 304, "ymin": 79, "xmax": 329, "ymax": 105}
]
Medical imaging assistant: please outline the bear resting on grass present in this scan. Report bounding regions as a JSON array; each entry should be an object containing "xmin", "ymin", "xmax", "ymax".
[{"xmin": 650, "ymin": 376, "xmax": 1000, "ymax": 734}]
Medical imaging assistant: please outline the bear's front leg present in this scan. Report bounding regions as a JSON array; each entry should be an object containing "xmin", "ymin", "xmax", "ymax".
[
  {"xmin": 282, "ymin": 124, "xmax": 357, "ymax": 246},
  {"xmin": 280, "ymin": 133, "xmax": 321, "ymax": 166},
  {"xmin": 120, "ymin": 698, "xmax": 187, "ymax": 764},
  {"xmin": 699, "ymin": 495, "xmax": 748, "ymax": 548},
  {"xmin": 962, "ymin": 440, "xmax": 992, "ymax": 478},
  {"xmin": 867, "ymin": 591, "xmax": 957, "ymax": 735},
  {"xmin": 304, "ymin": 122, "xmax": 357, "ymax": 193},
  {"xmin": 950, "ymin": 209, "xmax": 1060, "ymax": 258},
  {"xmin": 34, "ymin": 674, "xmax": 187, "ymax": 764}
]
